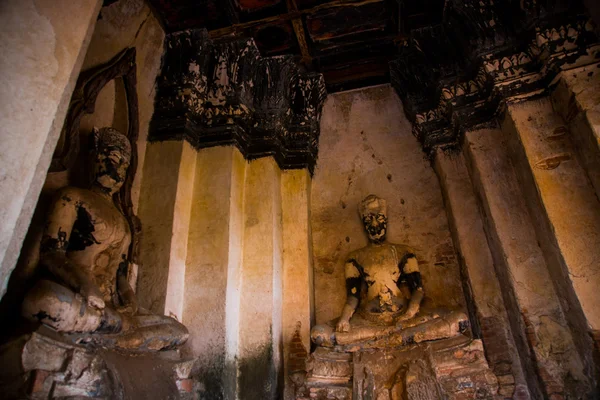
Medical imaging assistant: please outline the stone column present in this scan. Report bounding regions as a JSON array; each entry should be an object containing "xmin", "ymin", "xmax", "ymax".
[
  {"xmin": 502, "ymin": 98, "xmax": 600, "ymax": 385},
  {"xmin": 465, "ymin": 125, "xmax": 594, "ymax": 397},
  {"xmin": 182, "ymin": 145, "xmax": 247, "ymax": 399},
  {"xmin": 136, "ymin": 140, "xmax": 197, "ymax": 319},
  {"xmin": 433, "ymin": 150, "xmax": 529, "ymax": 399},
  {"xmin": 551, "ymin": 64, "xmax": 600, "ymax": 199},
  {"xmin": 146, "ymin": 32, "xmax": 326, "ymax": 399},
  {"xmin": 237, "ymin": 157, "xmax": 283, "ymax": 400},
  {"xmin": 281, "ymin": 169, "xmax": 313, "ymax": 400},
  {"xmin": 0, "ymin": 0, "xmax": 102, "ymax": 297}
]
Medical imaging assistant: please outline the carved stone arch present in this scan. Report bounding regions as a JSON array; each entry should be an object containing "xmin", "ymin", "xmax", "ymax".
[{"xmin": 50, "ymin": 47, "xmax": 141, "ymax": 263}]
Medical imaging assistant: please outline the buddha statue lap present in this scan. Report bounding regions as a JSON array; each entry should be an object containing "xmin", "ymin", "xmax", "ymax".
[
  {"xmin": 311, "ymin": 195, "xmax": 468, "ymax": 350},
  {"xmin": 21, "ymin": 127, "xmax": 188, "ymax": 352}
]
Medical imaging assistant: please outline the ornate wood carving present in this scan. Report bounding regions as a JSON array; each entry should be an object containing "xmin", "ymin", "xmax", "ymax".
[
  {"xmin": 149, "ymin": 29, "xmax": 327, "ymax": 173},
  {"xmin": 390, "ymin": 0, "xmax": 598, "ymax": 154},
  {"xmin": 50, "ymin": 48, "xmax": 141, "ymax": 264}
]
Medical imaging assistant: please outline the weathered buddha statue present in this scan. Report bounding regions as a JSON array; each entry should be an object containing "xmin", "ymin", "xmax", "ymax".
[
  {"xmin": 311, "ymin": 195, "xmax": 468, "ymax": 349},
  {"xmin": 21, "ymin": 127, "xmax": 189, "ymax": 352}
]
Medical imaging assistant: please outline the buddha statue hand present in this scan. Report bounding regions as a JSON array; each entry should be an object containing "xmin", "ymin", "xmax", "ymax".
[
  {"xmin": 336, "ymin": 302, "xmax": 357, "ymax": 332},
  {"xmin": 80, "ymin": 282, "xmax": 106, "ymax": 310},
  {"xmin": 336, "ymin": 318, "xmax": 351, "ymax": 333}
]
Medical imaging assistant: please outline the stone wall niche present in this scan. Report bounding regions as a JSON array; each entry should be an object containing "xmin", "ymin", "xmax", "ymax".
[
  {"xmin": 0, "ymin": 1, "xmax": 196, "ymax": 399},
  {"xmin": 301, "ymin": 85, "xmax": 502, "ymax": 400}
]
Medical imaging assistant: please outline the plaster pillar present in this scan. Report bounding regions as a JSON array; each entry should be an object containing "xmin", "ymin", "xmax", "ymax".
[
  {"xmin": 502, "ymin": 98, "xmax": 600, "ymax": 383},
  {"xmin": 465, "ymin": 126, "xmax": 593, "ymax": 397},
  {"xmin": 237, "ymin": 157, "xmax": 283, "ymax": 400},
  {"xmin": 281, "ymin": 169, "xmax": 313, "ymax": 400},
  {"xmin": 433, "ymin": 150, "xmax": 528, "ymax": 399},
  {"xmin": 182, "ymin": 145, "xmax": 246, "ymax": 399},
  {"xmin": 551, "ymin": 64, "xmax": 600, "ymax": 200},
  {"xmin": 0, "ymin": 0, "xmax": 102, "ymax": 298},
  {"xmin": 137, "ymin": 140, "xmax": 196, "ymax": 319}
]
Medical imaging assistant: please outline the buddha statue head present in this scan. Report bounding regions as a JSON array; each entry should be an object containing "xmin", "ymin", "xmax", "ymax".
[
  {"xmin": 92, "ymin": 127, "xmax": 131, "ymax": 195},
  {"xmin": 359, "ymin": 194, "xmax": 387, "ymax": 243}
]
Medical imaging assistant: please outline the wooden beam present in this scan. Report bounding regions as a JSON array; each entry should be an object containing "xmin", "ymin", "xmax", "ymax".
[
  {"xmin": 208, "ymin": 0, "xmax": 385, "ymax": 38},
  {"xmin": 286, "ymin": 0, "xmax": 313, "ymax": 66},
  {"xmin": 224, "ymin": 0, "xmax": 240, "ymax": 25}
]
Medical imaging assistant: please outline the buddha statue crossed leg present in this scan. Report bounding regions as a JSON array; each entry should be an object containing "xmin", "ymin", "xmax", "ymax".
[{"xmin": 22, "ymin": 127, "xmax": 188, "ymax": 352}]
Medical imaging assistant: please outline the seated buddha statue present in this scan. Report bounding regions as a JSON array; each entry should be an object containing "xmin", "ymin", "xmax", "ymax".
[
  {"xmin": 311, "ymin": 195, "xmax": 468, "ymax": 349},
  {"xmin": 21, "ymin": 127, "xmax": 188, "ymax": 352}
]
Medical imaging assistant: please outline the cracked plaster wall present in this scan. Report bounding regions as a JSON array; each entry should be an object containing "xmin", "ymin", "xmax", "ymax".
[
  {"xmin": 81, "ymin": 0, "xmax": 165, "ymax": 215},
  {"xmin": 311, "ymin": 84, "xmax": 466, "ymax": 325}
]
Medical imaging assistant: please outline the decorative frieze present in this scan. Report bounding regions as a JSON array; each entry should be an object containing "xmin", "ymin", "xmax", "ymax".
[
  {"xmin": 283, "ymin": 73, "xmax": 327, "ymax": 173},
  {"xmin": 390, "ymin": 0, "xmax": 599, "ymax": 154},
  {"xmin": 149, "ymin": 29, "xmax": 327, "ymax": 172}
]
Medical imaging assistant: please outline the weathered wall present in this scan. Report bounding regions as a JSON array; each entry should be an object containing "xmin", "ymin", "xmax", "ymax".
[
  {"xmin": 465, "ymin": 126, "xmax": 590, "ymax": 397},
  {"xmin": 79, "ymin": 0, "xmax": 165, "ymax": 214},
  {"xmin": 0, "ymin": 0, "xmax": 101, "ymax": 298},
  {"xmin": 502, "ymin": 98, "xmax": 600, "ymax": 388},
  {"xmin": 311, "ymin": 85, "xmax": 465, "ymax": 324},
  {"xmin": 551, "ymin": 64, "xmax": 600, "ymax": 200},
  {"xmin": 433, "ymin": 150, "xmax": 529, "ymax": 398},
  {"xmin": 137, "ymin": 140, "xmax": 196, "ymax": 317},
  {"xmin": 281, "ymin": 169, "xmax": 313, "ymax": 400}
]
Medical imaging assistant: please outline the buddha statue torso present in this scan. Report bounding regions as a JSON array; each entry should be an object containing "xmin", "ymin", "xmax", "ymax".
[
  {"xmin": 55, "ymin": 186, "xmax": 131, "ymax": 306},
  {"xmin": 347, "ymin": 243, "xmax": 417, "ymax": 324}
]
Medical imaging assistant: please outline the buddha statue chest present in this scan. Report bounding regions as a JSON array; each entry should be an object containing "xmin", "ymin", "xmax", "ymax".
[
  {"xmin": 350, "ymin": 244, "xmax": 412, "ymax": 317},
  {"xmin": 64, "ymin": 189, "xmax": 131, "ymax": 302}
]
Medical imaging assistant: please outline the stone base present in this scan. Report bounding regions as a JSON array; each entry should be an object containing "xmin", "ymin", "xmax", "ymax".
[
  {"xmin": 0, "ymin": 327, "xmax": 198, "ymax": 400},
  {"xmin": 297, "ymin": 336, "xmax": 499, "ymax": 400}
]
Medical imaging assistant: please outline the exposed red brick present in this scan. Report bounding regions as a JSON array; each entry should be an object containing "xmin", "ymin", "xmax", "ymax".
[
  {"xmin": 521, "ymin": 313, "xmax": 538, "ymax": 348},
  {"xmin": 29, "ymin": 369, "xmax": 52, "ymax": 396},
  {"xmin": 176, "ymin": 378, "xmax": 193, "ymax": 393},
  {"xmin": 289, "ymin": 326, "xmax": 308, "ymax": 374}
]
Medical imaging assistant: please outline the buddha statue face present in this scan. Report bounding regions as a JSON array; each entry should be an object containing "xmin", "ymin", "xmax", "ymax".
[
  {"xmin": 93, "ymin": 127, "xmax": 131, "ymax": 194},
  {"xmin": 360, "ymin": 195, "xmax": 388, "ymax": 243}
]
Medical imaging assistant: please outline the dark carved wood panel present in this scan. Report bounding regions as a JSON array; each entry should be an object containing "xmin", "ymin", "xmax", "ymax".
[{"xmin": 149, "ymin": 31, "xmax": 327, "ymax": 174}]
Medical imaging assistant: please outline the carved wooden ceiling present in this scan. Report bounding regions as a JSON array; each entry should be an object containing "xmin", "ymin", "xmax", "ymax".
[{"xmin": 144, "ymin": 0, "xmax": 444, "ymax": 92}]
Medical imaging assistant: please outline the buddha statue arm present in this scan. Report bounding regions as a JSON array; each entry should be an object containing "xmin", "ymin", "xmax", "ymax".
[
  {"xmin": 396, "ymin": 252, "xmax": 424, "ymax": 322},
  {"xmin": 116, "ymin": 256, "xmax": 139, "ymax": 315},
  {"xmin": 336, "ymin": 259, "xmax": 362, "ymax": 332},
  {"xmin": 40, "ymin": 190, "xmax": 105, "ymax": 310}
]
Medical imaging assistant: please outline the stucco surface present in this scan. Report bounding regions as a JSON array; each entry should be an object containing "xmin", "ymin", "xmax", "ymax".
[
  {"xmin": 0, "ymin": 0, "xmax": 101, "ymax": 298},
  {"xmin": 434, "ymin": 149, "xmax": 527, "ymax": 397},
  {"xmin": 281, "ymin": 169, "xmax": 313, "ymax": 400},
  {"xmin": 81, "ymin": 0, "xmax": 165, "ymax": 214},
  {"xmin": 236, "ymin": 157, "xmax": 283, "ymax": 399},
  {"xmin": 433, "ymin": 150, "xmax": 504, "ymax": 318},
  {"xmin": 465, "ymin": 127, "xmax": 589, "ymax": 396},
  {"xmin": 311, "ymin": 84, "xmax": 465, "ymax": 325},
  {"xmin": 506, "ymin": 99, "xmax": 600, "ymax": 331},
  {"xmin": 137, "ymin": 141, "xmax": 196, "ymax": 318},
  {"xmin": 183, "ymin": 146, "xmax": 241, "ymax": 359},
  {"xmin": 551, "ymin": 64, "xmax": 600, "ymax": 200}
]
